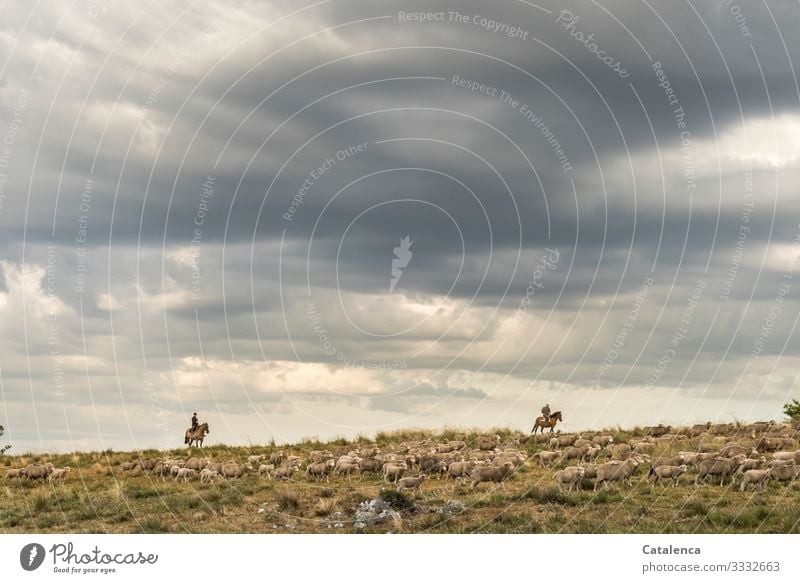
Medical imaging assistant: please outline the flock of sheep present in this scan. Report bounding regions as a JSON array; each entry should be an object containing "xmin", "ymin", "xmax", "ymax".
[
  {"xmin": 104, "ymin": 433, "xmax": 528, "ymax": 493},
  {"xmin": 5, "ymin": 462, "xmax": 70, "ymax": 482},
  {"xmin": 5, "ymin": 420, "xmax": 800, "ymax": 501},
  {"xmin": 540, "ymin": 421, "xmax": 800, "ymax": 493}
]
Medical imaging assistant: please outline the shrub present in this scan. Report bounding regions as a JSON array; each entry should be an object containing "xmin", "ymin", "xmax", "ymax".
[
  {"xmin": 379, "ymin": 489, "xmax": 414, "ymax": 511},
  {"xmin": 783, "ymin": 399, "xmax": 800, "ymax": 423},
  {"xmin": 313, "ymin": 498, "xmax": 338, "ymax": 517},
  {"xmin": 276, "ymin": 489, "xmax": 300, "ymax": 511}
]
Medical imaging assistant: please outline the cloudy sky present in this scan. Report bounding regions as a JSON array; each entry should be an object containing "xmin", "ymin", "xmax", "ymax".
[{"xmin": 1, "ymin": 0, "xmax": 799, "ymax": 452}]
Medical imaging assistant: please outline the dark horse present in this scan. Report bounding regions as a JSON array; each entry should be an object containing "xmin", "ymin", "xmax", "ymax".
[
  {"xmin": 185, "ymin": 422, "xmax": 210, "ymax": 447},
  {"xmin": 531, "ymin": 411, "xmax": 562, "ymax": 434}
]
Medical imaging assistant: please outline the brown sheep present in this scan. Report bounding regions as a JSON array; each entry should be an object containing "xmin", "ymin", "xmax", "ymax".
[
  {"xmin": 470, "ymin": 462, "xmax": 514, "ymax": 490},
  {"xmin": 396, "ymin": 474, "xmax": 426, "ymax": 493},
  {"xmin": 695, "ymin": 455, "xmax": 746, "ymax": 486}
]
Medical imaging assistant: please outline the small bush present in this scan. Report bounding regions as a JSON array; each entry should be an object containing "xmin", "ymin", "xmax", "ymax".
[
  {"xmin": 313, "ymin": 498, "xmax": 338, "ymax": 517},
  {"xmin": 32, "ymin": 494, "xmax": 49, "ymax": 512},
  {"xmin": 379, "ymin": 489, "xmax": 414, "ymax": 511},
  {"xmin": 276, "ymin": 489, "xmax": 300, "ymax": 511}
]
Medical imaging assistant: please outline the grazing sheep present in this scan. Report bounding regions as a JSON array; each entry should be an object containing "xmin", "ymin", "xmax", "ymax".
[
  {"xmin": 139, "ymin": 458, "xmax": 159, "ymax": 471},
  {"xmin": 175, "ymin": 468, "xmax": 196, "ymax": 483},
  {"xmin": 767, "ymin": 459, "xmax": 796, "ymax": 469},
  {"xmin": 334, "ymin": 461, "xmax": 360, "ymax": 480},
  {"xmin": 24, "ymin": 463, "xmax": 54, "ymax": 481},
  {"xmin": 219, "ymin": 462, "xmax": 247, "ymax": 479},
  {"xmin": 534, "ymin": 451, "xmax": 560, "ymax": 467},
  {"xmin": 719, "ymin": 445, "xmax": 757, "ymax": 458},
  {"xmin": 247, "ymin": 454, "xmax": 266, "ymax": 467},
  {"xmin": 382, "ymin": 462, "xmax": 407, "ymax": 484},
  {"xmin": 268, "ymin": 451, "xmax": 285, "ymax": 465},
  {"xmin": 467, "ymin": 450, "xmax": 494, "ymax": 462},
  {"xmin": 573, "ymin": 439, "xmax": 592, "ymax": 448},
  {"xmin": 695, "ymin": 455, "xmax": 746, "ymax": 486},
  {"xmin": 358, "ymin": 458, "xmax": 384, "ymax": 475},
  {"xmin": 6, "ymin": 468, "xmax": 26, "ymax": 479},
  {"xmin": 250, "ymin": 464, "xmax": 271, "ymax": 480},
  {"xmin": 651, "ymin": 455, "xmax": 684, "ymax": 469},
  {"xmin": 740, "ymin": 469, "xmax": 771, "ymax": 491},
  {"xmin": 648, "ymin": 465, "xmax": 688, "ymax": 487},
  {"xmin": 768, "ymin": 464, "xmax": 800, "ymax": 483},
  {"xmin": 644, "ymin": 424, "xmax": 672, "ymax": 437},
  {"xmin": 594, "ymin": 458, "xmax": 640, "ymax": 490},
  {"xmin": 152, "ymin": 462, "xmax": 170, "ymax": 481},
  {"xmin": 273, "ymin": 464, "xmax": 299, "ymax": 480},
  {"xmin": 771, "ymin": 450, "xmax": 800, "ymax": 464},
  {"xmin": 554, "ymin": 466, "xmax": 585, "ymax": 492},
  {"xmin": 199, "ymin": 468, "xmax": 220, "ymax": 483},
  {"xmin": 309, "ymin": 450, "xmax": 334, "ymax": 463},
  {"xmin": 553, "ymin": 434, "xmax": 580, "ymax": 448},
  {"xmin": 446, "ymin": 460, "xmax": 475, "ymax": 480},
  {"xmin": 418, "ymin": 456, "xmax": 448, "ymax": 478},
  {"xmin": 581, "ymin": 463, "xmax": 598, "ymax": 480},
  {"xmin": 475, "ymin": 434, "xmax": 501, "ymax": 451},
  {"xmin": 307, "ymin": 459, "xmax": 336, "ymax": 482},
  {"xmin": 756, "ymin": 437, "xmax": 793, "ymax": 452},
  {"xmin": 396, "ymin": 474, "xmax": 427, "ymax": 493},
  {"xmin": 170, "ymin": 464, "xmax": 182, "ymax": 478},
  {"xmin": 710, "ymin": 423, "xmax": 736, "ymax": 436},
  {"xmin": 120, "ymin": 461, "xmax": 138, "ymax": 472},
  {"xmin": 470, "ymin": 462, "xmax": 514, "ymax": 490},
  {"xmin": 359, "ymin": 446, "xmax": 381, "ymax": 458},
  {"xmin": 583, "ymin": 445, "xmax": 603, "ymax": 461},
  {"xmin": 592, "ymin": 435, "xmax": 614, "ymax": 447},
  {"xmin": 688, "ymin": 422, "xmax": 711, "ymax": 437},
  {"xmin": 560, "ymin": 445, "xmax": 593, "ymax": 464},
  {"xmin": 185, "ymin": 457, "xmax": 209, "ymax": 471},
  {"xmin": 737, "ymin": 457, "xmax": 767, "ymax": 472},
  {"xmin": 48, "ymin": 467, "xmax": 71, "ymax": 483}
]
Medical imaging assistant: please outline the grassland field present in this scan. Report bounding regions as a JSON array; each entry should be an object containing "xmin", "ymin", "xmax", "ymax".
[{"xmin": 1, "ymin": 424, "xmax": 799, "ymax": 534}]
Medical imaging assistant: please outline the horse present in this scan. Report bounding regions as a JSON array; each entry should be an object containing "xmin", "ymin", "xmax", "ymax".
[
  {"xmin": 185, "ymin": 422, "xmax": 210, "ymax": 447},
  {"xmin": 531, "ymin": 411, "xmax": 562, "ymax": 434}
]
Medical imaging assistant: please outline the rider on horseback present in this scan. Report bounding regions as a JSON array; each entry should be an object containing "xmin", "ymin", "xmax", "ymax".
[
  {"xmin": 541, "ymin": 403, "xmax": 551, "ymax": 422},
  {"xmin": 191, "ymin": 412, "xmax": 199, "ymax": 431}
]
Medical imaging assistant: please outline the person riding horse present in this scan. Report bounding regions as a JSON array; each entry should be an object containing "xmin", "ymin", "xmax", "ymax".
[
  {"xmin": 191, "ymin": 412, "xmax": 199, "ymax": 431},
  {"xmin": 541, "ymin": 404, "xmax": 551, "ymax": 422}
]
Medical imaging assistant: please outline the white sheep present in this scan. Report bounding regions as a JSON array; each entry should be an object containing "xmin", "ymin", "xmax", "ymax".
[
  {"xmin": 396, "ymin": 474, "xmax": 427, "ymax": 493},
  {"xmin": 247, "ymin": 454, "xmax": 266, "ymax": 467},
  {"xmin": 258, "ymin": 464, "xmax": 275, "ymax": 480},
  {"xmin": 48, "ymin": 467, "xmax": 71, "ymax": 483},
  {"xmin": 554, "ymin": 466, "xmax": 585, "ymax": 492},
  {"xmin": 175, "ymin": 468, "xmax": 197, "ymax": 483},
  {"xmin": 648, "ymin": 464, "xmax": 687, "ymax": 487},
  {"xmin": 740, "ymin": 469, "xmax": 770, "ymax": 491},
  {"xmin": 534, "ymin": 451, "xmax": 560, "ymax": 467},
  {"xmin": 199, "ymin": 468, "xmax": 219, "ymax": 483}
]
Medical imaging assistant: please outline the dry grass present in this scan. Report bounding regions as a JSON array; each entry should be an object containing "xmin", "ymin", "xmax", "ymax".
[{"xmin": 0, "ymin": 425, "xmax": 798, "ymax": 533}]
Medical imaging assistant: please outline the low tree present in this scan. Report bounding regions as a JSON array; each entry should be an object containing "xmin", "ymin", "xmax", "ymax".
[{"xmin": 783, "ymin": 399, "xmax": 800, "ymax": 423}]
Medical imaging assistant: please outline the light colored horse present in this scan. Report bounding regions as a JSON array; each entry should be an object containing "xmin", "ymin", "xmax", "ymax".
[
  {"xmin": 531, "ymin": 411, "xmax": 562, "ymax": 434},
  {"xmin": 185, "ymin": 422, "xmax": 210, "ymax": 447}
]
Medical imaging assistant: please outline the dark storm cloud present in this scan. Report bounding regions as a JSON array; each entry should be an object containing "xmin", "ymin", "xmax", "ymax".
[{"xmin": 1, "ymin": 0, "xmax": 800, "ymax": 450}]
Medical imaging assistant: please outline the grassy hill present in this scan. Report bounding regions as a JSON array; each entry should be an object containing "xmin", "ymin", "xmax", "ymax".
[{"xmin": 1, "ymin": 425, "xmax": 799, "ymax": 534}]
